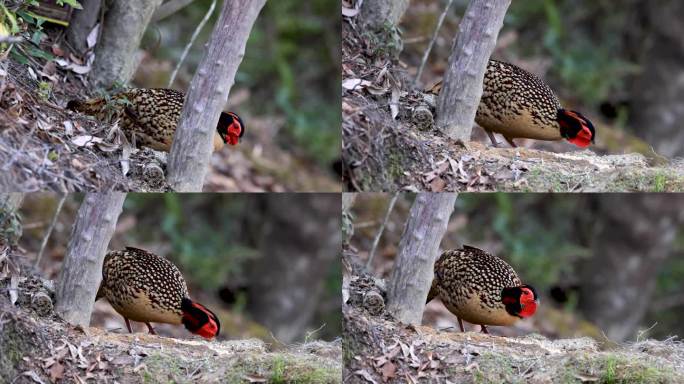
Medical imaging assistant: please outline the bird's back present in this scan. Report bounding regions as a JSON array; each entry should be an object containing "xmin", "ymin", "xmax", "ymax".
[{"xmin": 98, "ymin": 247, "xmax": 189, "ymax": 324}]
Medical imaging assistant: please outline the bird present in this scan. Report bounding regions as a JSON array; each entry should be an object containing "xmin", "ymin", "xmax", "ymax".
[
  {"xmin": 66, "ymin": 88, "xmax": 245, "ymax": 152},
  {"xmin": 426, "ymin": 245, "xmax": 538, "ymax": 334},
  {"xmin": 426, "ymin": 59, "xmax": 595, "ymax": 148},
  {"xmin": 95, "ymin": 247, "xmax": 221, "ymax": 339}
]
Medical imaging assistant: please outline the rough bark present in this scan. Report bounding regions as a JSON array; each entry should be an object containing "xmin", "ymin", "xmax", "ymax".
[
  {"xmin": 55, "ymin": 192, "xmax": 126, "ymax": 327},
  {"xmin": 0, "ymin": 193, "xmax": 23, "ymax": 246},
  {"xmin": 245, "ymin": 194, "xmax": 341, "ymax": 343},
  {"xmin": 578, "ymin": 194, "xmax": 684, "ymax": 341},
  {"xmin": 66, "ymin": 0, "xmax": 103, "ymax": 55},
  {"xmin": 436, "ymin": 0, "xmax": 511, "ymax": 140},
  {"xmin": 90, "ymin": 0, "xmax": 163, "ymax": 87},
  {"xmin": 386, "ymin": 193, "xmax": 457, "ymax": 325},
  {"xmin": 152, "ymin": 0, "xmax": 197, "ymax": 22},
  {"xmin": 167, "ymin": 0, "xmax": 265, "ymax": 192},
  {"xmin": 629, "ymin": 1, "xmax": 684, "ymax": 158},
  {"xmin": 358, "ymin": 0, "xmax": 410, "ymax": 31}
]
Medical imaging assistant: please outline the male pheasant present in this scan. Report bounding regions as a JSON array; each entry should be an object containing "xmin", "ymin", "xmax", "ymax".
[
  {"xmin": 95, "ymin": 247, "xmax": 220, "ymax": 339},
  {"xmin": 67, "ymin": 88, "xmax": 245, "ymax": 152},
  {"xmin": 427, "ymin": 245, "xmax": 538, "ymax": 333},
  {"xmin": 428, "ymin": 59, "xmax": 595, "ymax": 148}
]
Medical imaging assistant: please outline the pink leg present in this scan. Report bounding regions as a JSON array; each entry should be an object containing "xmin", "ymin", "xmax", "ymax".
[
  {"xmin": 145, "ymin": 322, "xmax": 156, "ymax": 335},
  {"xmin": 504, "ymin": 136, "xmax": 517, "ymax": 147},
  {"xmin": 457, "ymin": 317, "xmax": 465, "ymax": 332},
  {"xmin": 486, "ymin": 131, "xmax": 499, "ymax": 147},
  {"xmin": 123, "ymin": 317, "xmax": 133, "ymax": 333}
]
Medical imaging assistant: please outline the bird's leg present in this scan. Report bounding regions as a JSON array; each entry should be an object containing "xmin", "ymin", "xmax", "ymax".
[
  {"xmin": 457, "ymin": 317, "xmax": 465, "ymax": 332},
  {"xmin": 123, "ymin": 317, "xmax": 133, "ymax": 333},
  {"xmin": 504, "ymin": 136, "xmax": 517, "ymax": 147},
  {"xmin": 480, "ymin": 324, "xmax": 489, "ymax": 334},
  {"xmin": 485, "ymin": 131, "xmax": 499, "ymax": 147},
  {"xmin": 145, "ymin": 322, "xmax": 157, "ymax": 335}
]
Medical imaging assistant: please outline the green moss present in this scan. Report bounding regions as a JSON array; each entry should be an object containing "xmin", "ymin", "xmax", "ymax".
[
  {"xmin": 140, "ymin": 351, "xmax": 340, "ymax": 384},
  {"xmin": 466, "ymin": 352, "xmax": 524, "ymax": 384},
  {"xmin": 568, "ymin": 353, "xmax": 680, "ymax": 384},
  {"xmin": 141, "ymin": 353, "xmax": 185, "ymax": 384}
]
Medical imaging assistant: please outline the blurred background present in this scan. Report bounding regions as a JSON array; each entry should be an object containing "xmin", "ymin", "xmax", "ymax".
[
  {"xmin": 349, "ymin": 193, "xmax": 684, "ymax": 342},
  {"xmin": 143, "ymin": 1, "xmax": 341, "ymax": 191},
  {"xmin": 16, "ymin": 193, "xmax": 341, "ymax": 344},
  {"xmin": 401, "ymin": 0, "xmax": 683, "ymax": 156}
]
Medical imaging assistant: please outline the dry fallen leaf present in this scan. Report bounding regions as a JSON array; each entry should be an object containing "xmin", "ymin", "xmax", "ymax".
[
  {"xmin": 243, "ymin": 374, "xmax": 267, "ymax": 383},
  {"xmin": 48, "ymin": 362, "xmax": 64, "ymax": 383},
  {"xmin": 71, "ymin": 135, "xmax": 103, "ymax": 147},
  {"xmin": 87, "ymin": 23, "xmax": 100, "ymax": 49},
  {"xmin": 380, "ymin": 361, "xmax": 396, "ymax": 382},
  {"xmin": 354, "ymin": 369, "xmax": 378, "ymax": 384},
  {"xmin": 343, "ymin": 78, "xmax": 372, "ymax": 90}
]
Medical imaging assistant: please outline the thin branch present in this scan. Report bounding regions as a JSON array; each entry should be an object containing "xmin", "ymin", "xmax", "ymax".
[
  {"xmin": 152, "ymin": 0, "xmax": 197, "ymax": 22},
  {"xmin": 34, "ymin": 194, "xmax": 67, "ymax": 269},
  {"xmin": 414, "ymin": 0, "xmax": 454, "ymax": 86},
  {"xmin": 366, "ymin": 193, "xmax": 399, "ymax": 269},
  {"xmin": 167, "ymin": 0, "xmax": 216, "ymax": 88}
]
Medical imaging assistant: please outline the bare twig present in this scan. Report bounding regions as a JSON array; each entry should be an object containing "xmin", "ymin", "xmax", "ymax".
[
  {"xmin": 167, "ymin": 0, "xmax": 216, "ymax": 88},
  {"xmin": 0, "ymin": 36, "xmax": 22, "ymax": 43},
  {"xmin": 366, "ymin": 193, "xmax": 399, "ymax": 269},
  {"xmin": 34, "ymin": 194, "xmax": 67, "ymax": 269},
  {"xmin": 414, "ymin": 0, "xmax": 454, "ymax": 86},
  {"xmin": 152, "ymin": 0, "xmax": 197, "ymax": 22}
]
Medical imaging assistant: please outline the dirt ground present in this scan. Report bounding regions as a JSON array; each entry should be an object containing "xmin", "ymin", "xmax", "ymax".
[
  {"xmin": 342, "ymin": 254, "xmax": 684, "ymax": 383},
  {"xmin": 341, "ymin": 16, "xmax": 684, "ymax": 192}
]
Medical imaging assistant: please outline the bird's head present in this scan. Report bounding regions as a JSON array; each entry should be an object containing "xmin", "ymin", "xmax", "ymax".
[
  {"xmin": 501, "ymin": 285, "xmax": 539, "ymax": 318},
  {"xmin": 557, "ymin": 109, "xmax": 595, "ymax": 148},
  {"xmin": 216, "ymin": 111, "xmax": 245, "ymax": 146},
  {"xmin": 180, "ymin": 298, "xmax": 221, "ymax": 339}
]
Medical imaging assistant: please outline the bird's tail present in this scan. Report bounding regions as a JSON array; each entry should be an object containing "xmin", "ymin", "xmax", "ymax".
[
  {"xmin": 180, "ymin": 297, "xmax": 221, "ymax": 339},
  {"xmin": 426, "ymin": 278, "xmax": 439, "ymax": 303},
  {"xmin": 66, "ymin": 97, "xmax": 107, "ymax": 116}
]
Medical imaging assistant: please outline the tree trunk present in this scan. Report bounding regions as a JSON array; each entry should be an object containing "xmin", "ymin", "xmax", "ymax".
[
  {"xmin": 90, "ymin": 0, "xmax": 163, "ymax": 88},
  {"xmin": 629, "ymin": 1, "xmax": 684, "ymax": 158},
  {"xmin": 55, "ymin": 192, "xmax": 126, "ymax": 327},
  {"xmin": 66, "ymin": 0, "xmax": 103, "ymax": 56},
  {"xmin": 167, "ymin": 0, "xmax": 266, "ymax": 192},
  {"xmin": 358, "ymin": 0, "xmax": 410, "ymax": 31},
  {"xmin": 436, "ymin": 0, "xmax": 511, "ymax": 140},
  {"xmin": 386, "ymin": 193, "xmax": 457, "ymax": 325},
  {"xmin": 342, "ymin": 193, "xmax": 357, "ymax": 244},
  {"xmin": 0, "ymin": 193, "xmax": 24, "ymax": 246},
  {"xmin": 578, "ymin": 194, "xmax": 684, "ymax": 341},
  {"xmin": 245, "ymin": 194, "xmax": 341, "ymax": 343}
]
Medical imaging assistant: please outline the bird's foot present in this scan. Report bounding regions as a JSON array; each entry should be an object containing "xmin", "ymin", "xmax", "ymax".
[{"xmin": 480, "ymin": 324, "xmax": 489, "ymax": 334}]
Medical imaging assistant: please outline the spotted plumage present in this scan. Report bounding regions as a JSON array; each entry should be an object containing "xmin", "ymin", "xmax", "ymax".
[
  {"xmin": 428, "ymin": 59, "xmax": 595, "ymax": 147},
  {"xmin": 96, "ymin": 247, "xmax": 220, "ymax": 339},
  {"xmin": 67, "ymin": 88, "xmax": 245, "ymax": 152},
  {"xmin": 427, "ymin": 245, "xmax": 538, "ymax": 333}
]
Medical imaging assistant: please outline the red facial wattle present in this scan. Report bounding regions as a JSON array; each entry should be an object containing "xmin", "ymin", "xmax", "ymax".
[
  {"xmin": 519, "ymin": 299, "xmax": 538, "ymax": 318},
  {"xmin": 195, "ymin": 318, "xmax": 219, "ymax": 339},
  {"xmin": 182, "ymin": 301, "xmax": 220, "ymax": 339},
  {"xmin": 226, "ymin": 123, "xmax": 241, "ymax": 146},
  {"xmin": 568, "ymin": 125, "xmax": 592, "ymax": 148}
]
